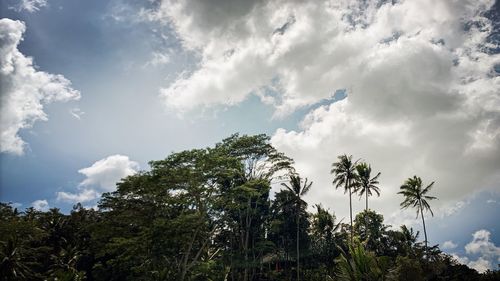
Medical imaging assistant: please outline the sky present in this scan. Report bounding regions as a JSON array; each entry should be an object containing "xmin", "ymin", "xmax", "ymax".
[{"xmin": 1, "ymin": 0, "xmax": 499, "ymax": 273}]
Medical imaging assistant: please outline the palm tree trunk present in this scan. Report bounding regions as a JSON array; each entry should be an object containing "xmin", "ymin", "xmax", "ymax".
[
  {"xmin": 365, "ymin": 190, "xmax": 369, "ymax": 240},
  {"xmin": 296, "ymin": 210, "xmax": 300, "ymax": 281},
  {"xmin": 420, "ymin": 204, "xmax": 428, "ymax": 250},
  {"xmin": 349, "ymin": 184, "xmax": 353, "ymax": 245},
  {"xmin": 366, "ymin": 191, "xmax": 368, "ymax": 211}
]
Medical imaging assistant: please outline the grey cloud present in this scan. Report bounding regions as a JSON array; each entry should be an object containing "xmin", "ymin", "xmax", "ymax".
[{"xmin": 132, "ymin": 0, "xmax": 499, "ymax": 225}]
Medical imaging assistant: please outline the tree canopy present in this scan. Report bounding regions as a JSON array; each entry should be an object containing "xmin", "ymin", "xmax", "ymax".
[{"xmin": 1, "ymin": 134, "xmax": 497, "ymax": 281}]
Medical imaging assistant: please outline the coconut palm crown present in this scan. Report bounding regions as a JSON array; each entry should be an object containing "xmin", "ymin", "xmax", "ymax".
[
  {"xmin": 281, "ymin": 174, "xmax": 312, "ymax": 281},
  {"xmin": 331, "ymin": 154, "xmax": 359, "ymax": 244},
  {"xmin": 355, "ymin": 162, "xmax": 381, "ymax": 211},
  {"xmin": 398, "ymin": 176, "xmax": 437, "ymax": 250}
]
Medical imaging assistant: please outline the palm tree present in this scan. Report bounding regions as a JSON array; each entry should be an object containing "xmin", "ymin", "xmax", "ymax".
[
  {"xmin": 0, "ymin": 237, "xmax": 35, "ymax": 280},
  {"xmin": 281, "ymin": 175, "xmax": 312, "ymax": 281},
  {"xmin": 335, "ymin": 242, "xmax": 382, "ymax": 281},
  {"xmin": 331, "ymin": 154, "xmax": 359, "ymax": 244},
  {"xmin": 400, "ymin": 225, "xmax": 419, "ymax": 256},
  {"xmin": 355, "ymin": 163, "xmax": 381, "ymax": 212},
  {"xmin": 398, "ymin": 176, "xmax": 437, "ymax": 250}
]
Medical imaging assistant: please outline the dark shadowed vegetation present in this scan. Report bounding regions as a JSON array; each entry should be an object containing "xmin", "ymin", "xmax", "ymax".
[{"xmin": 1, "ymin": 134, "xmax": 498, "ymax": 280}]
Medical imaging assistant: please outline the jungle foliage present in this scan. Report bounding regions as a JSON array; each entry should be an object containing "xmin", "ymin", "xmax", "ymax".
[{"xmin": 1, "ymin": 134, "xmax": 498, "ymax": 280}]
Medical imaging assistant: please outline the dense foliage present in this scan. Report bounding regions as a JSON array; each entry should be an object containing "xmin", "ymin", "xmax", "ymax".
[{"xmin": 1, "ymin": 134, "xmax": 498, "ymax": 280}]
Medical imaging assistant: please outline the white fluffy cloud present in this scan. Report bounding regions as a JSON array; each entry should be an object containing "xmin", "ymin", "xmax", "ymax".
[
  {"xmin": 465, "ymin": 229, "xmax": 500, "ymax": 259},
  {"xmin": 31, "ymin": 199, "xmax": 49, "ymax": 211},
  {"xmin": 453, "ymin": 229, "xmax": 500, "ymax": 273},
  {"xmin": 0, "ymin": 18, "xmax": 80, "ymax": 155},
  {"xmin": 78, "ymin": 154, "xmax": 139, "ymax": 191},
  {"xmin": 142, "ymin": 0, "xmax": 500, "ymax": 226},
  {"xmin": 56, "ymin": 189, "xmax": 100, "ymax": 203},
  {"xmin": 150, "ymin": 0, "xmax": 499, "ymax": 115},
  {"xmin": 56, "ymin": 155, "xmax": 139, "ymax": 203},
  {"xmin": 442, "ymin": 240, "xmax": 458, "ymax": 250}
]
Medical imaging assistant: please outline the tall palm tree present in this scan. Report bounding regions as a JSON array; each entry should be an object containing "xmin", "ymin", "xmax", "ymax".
[
  {"xmin": 398, "ymin": 176, "xmax": 437, "ymax": 250},
  {"xmin": 355, "ymin": 163, "xmax": 381, "ymax": 212},
  {"xmin": 331, "ymin": 154, "xmax": 359, "ymax": 244},
  {"xmin": 281, "ymin": 175, "xmax": 312, "ymax": 281}
]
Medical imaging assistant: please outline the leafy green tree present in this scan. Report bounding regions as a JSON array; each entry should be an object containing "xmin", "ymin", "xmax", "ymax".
[
  {"xmin": 354, "ymin": 163, "xmax": 381, "ymax": 212},
  {"xmin": 213, "ymin": 134, "xmax": 293, "ymax": 281},
  {"xmin": 0, "ymin": 204, "xmax": 47, "ymax": 280},
  {"xmin": 331, "ymin": 155, "xmax": 359, "ymax": 244},
  {"xmin": 398, "ymin": 176, "xmax": 437, "ymax": 250},
  {"xmin": 214, "ymin": 133, "xmax": 294, "ymax": 182},
  {"xmin": 386, "ymin": 256, "xmax": 423, "ymax": 281},
  {"xmin": 96, "ymin": 148, "xmax": 234, "ymax": 280},
  {"xmin": 382, "ymin": 225, "xmax": 420, "ymax": 258},
  {"xmin": 2, "ymin": 134, "xmax": 496, "ymax": 280},
  {"xmin": 269, "ymin": 189, "xmax": 302, "ymax": 279},
  {"xmin": 310, "ymin": 204, "xmax": 342, "ymax": 277},
  {"xmin": 281, "ymin": 175, "xmax": 312, "ymax": 281},
  {"xmin": 353, "ymin": 210, "xmax": 386, "ymax": 254}
]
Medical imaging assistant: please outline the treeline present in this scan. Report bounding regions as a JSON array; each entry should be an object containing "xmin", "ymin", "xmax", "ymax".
[{"xmin": 1, "ymin": 134, "xmax": 498, "ymax": 280}]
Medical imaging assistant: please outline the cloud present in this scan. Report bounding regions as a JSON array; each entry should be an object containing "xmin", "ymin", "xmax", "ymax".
[
  {"xmin": 465, "ymin": 229, "xmax": 500, "ymax": 258},
  {"xmin": 439, "ymin": 200, "xmax": 468, "ymax": 218},
  {"xmin": 442, "ymin": 240, "xmax": 458, "ymax": 250},
  {"xmin": 78, "ymin": 154, "xmax": 139, "ymax": 191},
  {"xmin": 138, "ymin": 0, "xmax": 500, "ymax": 227},
  {"xmin": 10, "ymin": 202, "xmax": 22, "ymax": 208},
  {"xmin": 452, "ymin": 229, "xmax": 500, "ymax": 273},
  {"xmin": 148, "ymin": 0, "xmax": 499, "ymax": 116},
  {"xmin": 10, "ymin": 0, "xmax": 48, "ymax": 13},
  {"xmin": 31, "ymin": 199, "xmax": 49, "ymax": 211},
  {"xmin": 69, "ymin": 108, "xmax": 85, "ymax": 120},
  {"xmin": 56, "ymin": 189, "xmax": 100, "ymax": 203},
  {"xmin": 143, "ymin": 51, "xmax": 170, "ymax": 68},
  {"xmin": 468, "ymin": 257, "xmax": 492, "ymax": 273},
  {"xmin": 56, "ymin": 155, "xmax": 139, "ymax": 203},
  {"xmin": 0, "ymin": 18, "xmax": 80, "ymax": 155}
]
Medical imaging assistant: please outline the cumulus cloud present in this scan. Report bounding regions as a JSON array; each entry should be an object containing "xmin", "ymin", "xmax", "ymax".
[
  {"xmin": 148, "ymin": 0, "xmax": 499, "ymax": 115},
  {"xmin": 139, "ymin": 0, "xmax": 500, "ymax": 226},
  {"xmin": 31, "ymin": 199, "xmax": 49, "ymax": 211},
  {"xmin": 468, "ymin": 257, "xmax": 492, "ymax": 273},
  {"xmin": 0, "ymin": 18, "xmax": 80, "ymax": 155},
  {"xmin": 78, "ymin": 154, "xmax": 139, "ymax": 191},
  {"xmin": 56, "ymin": 155, "xmax": 139, "ymax": 203},
  {"xmin": 465, "ymin": 229, "xmax": 500, "ymax": 258},
  {"xmin": 442, "ymin": 240, "xmax": 458, "ymax": 250},
  {"xmin": 452, "ymin": 229, "xmax": 500, "ymax": 273}
]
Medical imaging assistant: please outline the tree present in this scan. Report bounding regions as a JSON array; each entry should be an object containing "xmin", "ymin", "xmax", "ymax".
[
  {"xmin": 387, "ymin": 256, "xmax": 423, "ymax": 281},
  {"xmin": 354, "ymin": 163, "xmax": 381, "ymax": 212},
  {"xmin": 310, "ymin": 205, "xmax": 342, "ymax": 276},
  {"xmin": 331, "ymin": 155, "xmax": 359, "ymax": 244},
  {"xmin": 281, "ymin": 175, "xmax": 312, "ymax": 281},
  {"xmin": 335, "ymin": 242, "xmax": 383, "ymax": 281},
  {"xmin": 214, "ymin": 134, "xmax": 294, "ymax": 281},
  {"xmin": 398, "ymin": 176, "xmax": 437, "ymax": 250},
  {"xmin": 353, "ymin": 210, "xmax": 386, "ymax": 254}
]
